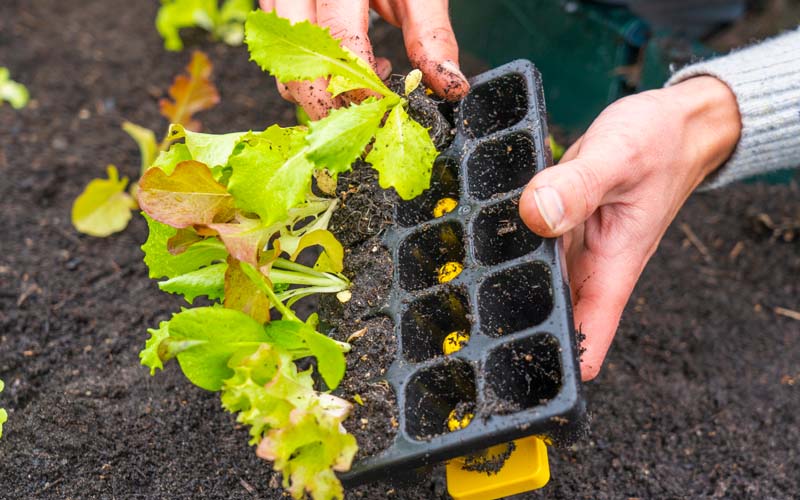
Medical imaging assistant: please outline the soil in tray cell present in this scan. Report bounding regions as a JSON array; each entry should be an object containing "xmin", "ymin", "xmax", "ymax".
[
  {"xmin": 405, "ymin": 359, "xmax": 477, "ymax": 440},
  {"xmin": 458, "ymin": 73, "xmax": 529, "ymax": 139},
  {"xmin": 478, "ymin": 261, "xmax": 554, "ymax": 337},
  {"xmin": 484, "ymin": 334, "xmax": 563, "ymax": 415},
  {"xmin": 396, "ymin": 157, "xmax": 461, "ymax": 227},
  {"xmin": 398, "ymin": 220, "xmax": 467, "ymax": 292},
  {"xmin": 472, "ymin": 196, "xmax": 543, "ymax": 266},
  {"xmin": 400, "ymin": 286, "xmax": 472, "ymax": 363},
  {"xmin": 467, "ymin": 131, "xmax": 538, "ymax": 200}
]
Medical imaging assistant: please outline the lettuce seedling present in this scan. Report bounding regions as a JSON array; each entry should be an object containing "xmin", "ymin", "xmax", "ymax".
[
  {"xmin": 133, "ymin": 10, "xmax": 449, "ymax": 500},
  {"xmin": 72, "ymin": 51, "xmax": 220, "ymax": 237},
  {"xmin": 157, "ymin": 0, "xmax": 254, "ymax": 51},
  {"xmin": 245, "ymin": 10, "xmax": 440, "ymax": 202},
  {"xmin": 0, "ymin": 67, "xmax": 29, "ymax": 109},
  {"xmin": 137, "ymin": 123, "xmax": 355, "ymax": 498}
]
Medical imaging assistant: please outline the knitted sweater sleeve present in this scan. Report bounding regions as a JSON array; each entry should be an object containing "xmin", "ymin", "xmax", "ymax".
[{"xmin": 666, "ymin": 27, "xmax": 800, "ymax": 189}]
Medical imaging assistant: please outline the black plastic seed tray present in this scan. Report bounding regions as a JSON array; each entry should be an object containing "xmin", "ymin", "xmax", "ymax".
[{"xmin": 342, "ymin": 60, "xmax": 586, "ymax": 486}]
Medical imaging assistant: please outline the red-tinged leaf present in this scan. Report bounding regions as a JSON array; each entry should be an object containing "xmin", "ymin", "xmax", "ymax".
[
  {"xmin": 159, "ymin": 51, "xmax": 220, "ymax": 131},
  {"xmin": 205, "ymin": 216, "xmax": 274, "ymax": 266},
  {"xmin": 224, "ymin": 257, "xmax": 271, "ymax": 324},
  {"xmin": 138, "ymin": 160, "xmax": 235, "ymax": 229},
  {"xmin": 167, "ymin": 228, "xmax": 204, "ymax": 255}
]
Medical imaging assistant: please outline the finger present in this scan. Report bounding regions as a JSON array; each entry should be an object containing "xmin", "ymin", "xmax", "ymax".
[
  {"xmin": 273, "ymin": 0, "xmax": 340, "ymax": 118},
  {"xmin": 317, "ymin": 0, "xmax": 375, "ymax": 67},
  {"xmin": 259, "ymin": 0, "xmax": 275, "ymax": 11},
  {"xmin": 400, "ymin": 0, "xmax": 469, "ymax": 100},
  {"xmin": 286, "ymin": 78, "xmax": 338, "ymax": 120},
  {"xmin": 376, "ymin": 57, "xmax": 393, "ymax": 81},
  {"xmin": 371, "ymin": 0, "xmax": 402, "ymax": 27},
  {"xmin": 275, "ymin": 0, "xmax": 316, "ymax": 21},
  {"xmin": 568, "ymin": 246, "xmax": 645, "ymax": 381},
  {"xmin": 275, "ymin": 79, "xmax": 297, "ymax": 104},
  {"xmin": 271, "ymin": 0, "xmax": 337, "ymax": 114},
  {"xmin": 519, "ymin": 156, "xmax": 622, "ymax": 238}
]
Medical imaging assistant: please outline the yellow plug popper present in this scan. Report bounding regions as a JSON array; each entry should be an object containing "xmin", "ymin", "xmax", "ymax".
[{"xmin": 437, "ymin": 255, "xmax": 550, "ymax": 499}]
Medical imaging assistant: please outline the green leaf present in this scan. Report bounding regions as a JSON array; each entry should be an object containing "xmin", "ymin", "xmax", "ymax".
[
  {"xmin": 167, "ymin": 307, "xmax": 270, "ymax": 391},
  {"xmin": 245, "ymin": 10, "xmax": 391, "ymax": 97},
  {"xmin": 221, "ymin": 344, "xmax": 315, "ymax": 444},
  {"xmin": 158, "ymin": 262, "xmax": 227, "ymax": 303},
  {"xmin": 549, "ymin": 134, "xmax": 565, "ymax": 162},
  {"xmin": 140, "ymin": 321, "xmax": 171, "ymax": 375},
  {"xmin": 218, "ymin": 0, "xmax": 253, "ymax": 45},
  {"xmin": 168, "ymin": 124, "xmax": 246, "ymax": 169},
  {"xmin": 0, "ymin": 67, "xmax": 29, "ymax": 109},
  {"xmin": 138, "ymin": 160, "xmax": 236, "ymax": 228},
  {"xmin": 298, "ymin": 326, "xmax": 345, "ymax": 389},
  {"xmin": 156, "ymin": 0, "xmax": 219, "ymax": 51},
  {"xmin": 305, "ymin": 98, "xmax": 391, "ymax": 176},
  {"xmin": 366, "ymin": 104, "xmax": 438, "ymax": 200},
  {"xmin": 141, "ymin": 214, "xmax": 229, "ymax": 279},
  {"xmin": 152, "ymin": 143, "xmax": 193, "ymax": 175},
  {"xmin": 279, "ymin": 229, "xmax": 344, "ymax": 274},
  {"xmin": 228, "ymin": 126, "xmax": 316, "ymax": 224},
  {"xmin": 72, "ymin": 165, "xmax": 136, "ymax": 237},
  {"xmin": 122, "ymin": 121, "xmax": 159, "ymax": 175},
  {"xmin": 156, "ymin": 0, "xmax": 252, "ymax": 50},
  {"xmin": 258, "ymin": 402, "xmax": 357, "ymax": 500}
]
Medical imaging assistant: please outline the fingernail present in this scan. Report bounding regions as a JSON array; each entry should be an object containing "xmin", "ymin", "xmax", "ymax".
[
  {"xmin": 440, "ymin": 60, "xmax": 469, "ymax": 85},
  {"xmin": 533, "ymin": 186, "xmax": 564, "ymax": 232}
]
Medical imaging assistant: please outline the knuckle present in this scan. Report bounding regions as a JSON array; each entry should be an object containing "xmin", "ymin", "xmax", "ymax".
[{"xmin": 414, "ymin": 25, "xmax": 457, "ymax": 48}]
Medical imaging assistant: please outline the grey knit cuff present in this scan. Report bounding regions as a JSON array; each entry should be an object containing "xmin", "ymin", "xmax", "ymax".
[{"xmin": 666, "ymin": 28, "xmax": 800, "ymax": 190}]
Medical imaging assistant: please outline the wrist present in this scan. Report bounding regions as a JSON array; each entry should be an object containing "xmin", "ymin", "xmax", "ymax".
[{"xmin": 666, "ymin": 76, "xmax": 742, "ymax": 181}]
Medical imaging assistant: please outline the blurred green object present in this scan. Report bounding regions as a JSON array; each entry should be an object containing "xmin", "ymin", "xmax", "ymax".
[
  {"xmin": 0, "ymin": 67, "xmax": 29, "ymax": 109},
  {"xmin": 451, "ymin": 0, "xmax": 648, "ymax": 135},
  {"xmin": 450, "ymin": 0, "xmax": 796, "ymax": 184}
]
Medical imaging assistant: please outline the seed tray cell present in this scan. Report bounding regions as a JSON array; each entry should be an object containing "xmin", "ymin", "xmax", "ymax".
[{"xmin": 341, "ymin": 60, "xmax": 586, "ymax": 486}]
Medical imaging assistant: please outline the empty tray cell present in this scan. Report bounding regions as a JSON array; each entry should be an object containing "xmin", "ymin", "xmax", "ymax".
[
  {"xmin": 398, "ymin": 221, "xmax": 466, "ymax": 292},
  {"xmin": 396, "ymin": 157, "xmax": 461, "ymax": 227},
  {"xmin": 401, "ymin": 287, "xmax": 472, "ymax": 362},
  {"xmin": 478, "ymin": 261, "xmax": 553, "ymax": 337},
  {"xmin": 459, "ymin": 73, "xmax": 528, "ymax": 138},
  {"xmin": 484, "ymin": 334, "xmax": 562, "ymax": 413},
  {"xmin": 467, "ymin": 132, "xmax": 537, "ymax": 200},
  {"xmin": 473, "ymin": 197, "xmax": 542, "ymax": 266},
  {"xmin": 405, "ymin": 359, "xmax": 477, "ymax": 440}
]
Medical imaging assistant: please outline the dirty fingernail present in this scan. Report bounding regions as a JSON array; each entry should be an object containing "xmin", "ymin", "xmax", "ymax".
[
  {"xmin": 440, "ymin": 60, "xmax": 468, "ymax": 84},
  {"xmin": 533, "ymin": 186, "xmax": 564, "ymax": 232}
]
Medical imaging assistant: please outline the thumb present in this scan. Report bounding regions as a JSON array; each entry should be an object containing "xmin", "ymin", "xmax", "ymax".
[{"xmin": 519, "ymin": 156, "xmax": 617, "ymax": 238}]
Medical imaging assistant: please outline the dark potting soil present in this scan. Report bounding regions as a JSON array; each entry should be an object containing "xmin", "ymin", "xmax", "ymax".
[
  {"xmin": 319, "ymin": 165, "xmax": 400, "ymax": 462},
  {"xmin": 1, "ymin": 1, "xmax": 799, "ymax": 499}
]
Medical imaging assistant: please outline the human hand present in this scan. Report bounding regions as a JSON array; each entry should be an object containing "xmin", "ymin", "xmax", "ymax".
[
  {"xmin": 519, "ymin": 76, "xmax": 741, "ymax": 381},
  {"xmin": 259, "ymin": 0, "xmax": 469, "ymax": 119}
]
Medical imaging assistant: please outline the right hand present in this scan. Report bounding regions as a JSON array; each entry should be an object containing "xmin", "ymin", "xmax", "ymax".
[{"xmin": 259, "ymin": 0, "xmax": 470, "ymax": 119}]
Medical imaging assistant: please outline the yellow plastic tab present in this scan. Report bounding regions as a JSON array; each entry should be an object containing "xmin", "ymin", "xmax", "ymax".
[
  {"xmin": 446, "ymin": 436, "xmax": 550, "ymax": 500},
  {"xmin": 433, "ymin": 197, "xmax": 458, "ymax": 218},
  {"xmin": 437, "ymin": 262, "xmax": 463, "ymax": 283},
  {"xmin": 447, "ymin": 409, "xmax": 473, "ymax": 432},
  {"xmin": 442, "ymin": 330, "xmax": 470, "ymax": 355}
]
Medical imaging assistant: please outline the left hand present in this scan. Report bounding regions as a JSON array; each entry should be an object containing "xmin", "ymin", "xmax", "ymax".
[
  {"xmin": 519, "ymin": 76, "xmax": 741, "ymax": 381},
  {"xmin": 259, "ymin": 0, "xmax": 470, "ymax": 119}
]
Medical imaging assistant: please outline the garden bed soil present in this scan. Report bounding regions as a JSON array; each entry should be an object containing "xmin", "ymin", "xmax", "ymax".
[{"xmin": 1, "ymin": 1, "xmax": 799, "ymax": 499}]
